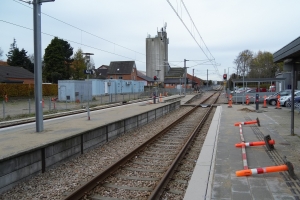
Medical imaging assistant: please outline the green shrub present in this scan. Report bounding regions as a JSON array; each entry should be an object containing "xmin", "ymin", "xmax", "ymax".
[{"xmin": 0, "ymin": 83, "xmax": 58, "ymax": 97}]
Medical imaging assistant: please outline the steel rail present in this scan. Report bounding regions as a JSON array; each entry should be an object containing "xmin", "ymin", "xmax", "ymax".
[
  {"xmin": 149, "ymin": 92, "xmax": 220, "ymax": 199},
  {"xmin": 63, "ymin": 93, "xmax": 217, "ymax": 200}
]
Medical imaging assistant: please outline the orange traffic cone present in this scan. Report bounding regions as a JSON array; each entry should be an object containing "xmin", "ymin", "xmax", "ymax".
[
  {"xmin": 234, "ymin": 117, "xmax": 260, "ymax": 126},
  {"xmin": 246, "ymin": 95, "xmax": 249, "ymax": 105},
  {"xmin": 275, "ymin": 94, "xmax": 281, "ymax": 109},
  {"xmin": 228, "ymin": 94, "xmax": 233, "ymax": 108},
  {"xmin": 4, "ymin": 94, "xmax": 8, "ymax": 103},
  {"xmin": 262, "ymin": 95, "xmax": 268, "ymax": 108}
]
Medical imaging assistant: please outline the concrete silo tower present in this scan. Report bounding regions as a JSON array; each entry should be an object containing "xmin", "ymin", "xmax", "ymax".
[{"xmin": 146, "ymin": 23, "xmax": 169, "ymax": 82}]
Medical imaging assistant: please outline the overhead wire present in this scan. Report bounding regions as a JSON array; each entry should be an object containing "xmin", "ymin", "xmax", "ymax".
[
  {"xmin": 166, "ymin": 0, "xmax": 220, "ymax": 77},
  {"xmin": 180, "ymin": 0, "xmax": 220, "ymax": 75},
  {"xmin": 0, "ymin": 19, "xmax": 145, "ymax": 63},
  {"xmin": 12, "ymin": 0, "xmax": 146, "ymax": 56}
]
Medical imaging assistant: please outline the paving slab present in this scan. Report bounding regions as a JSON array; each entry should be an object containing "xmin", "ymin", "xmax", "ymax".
[
  {"xmin": 185, "ymin": 93, "xmax": 300, "ymax": 199},
  {"xmin": 210, "ymin": 101, "xmax": 300, "ymax": 199}
]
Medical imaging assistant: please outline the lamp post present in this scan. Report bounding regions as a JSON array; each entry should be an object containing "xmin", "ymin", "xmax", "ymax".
[
  {"xmin": 155, "ymin": 69, "xmax": 161, "ymax": 96},
  {"xmin": 242, "ymin": 69, "xmax": 245, "ymax": 105},
  {"xmin": 227, "ymin": 67, "xmax": 231, "ymax": 92},
  {"xmin": 82, "ymin": 52, "xmax": 94, "ymax": 120},
  {"xmin": 184, "ymin": 59, "xmax": 189, "ymax": 95}
]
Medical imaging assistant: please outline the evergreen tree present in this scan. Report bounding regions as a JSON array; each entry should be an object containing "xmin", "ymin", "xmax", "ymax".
[
  {"xmin": 43, "ymin": 37, "xmax": 73, "ymax": 83},
  {"xmin": 6, "ymin": 38, "xmax": 34, "ymax": 73}
]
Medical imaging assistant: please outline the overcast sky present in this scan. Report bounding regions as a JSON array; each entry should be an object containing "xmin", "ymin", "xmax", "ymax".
[{"xmin": 1, "ymin": 0, "xmax": 300, "ymax": 81}]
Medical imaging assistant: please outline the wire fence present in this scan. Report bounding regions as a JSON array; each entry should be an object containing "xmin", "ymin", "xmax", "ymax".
[{"xmin": 0, "ymin": 88, "xmax": 199, "ymax": 121}]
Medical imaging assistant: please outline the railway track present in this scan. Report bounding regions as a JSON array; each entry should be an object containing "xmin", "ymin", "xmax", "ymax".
[{"xmin": 64, "ymin": 92, "xmax": 220, "ymax": 200}]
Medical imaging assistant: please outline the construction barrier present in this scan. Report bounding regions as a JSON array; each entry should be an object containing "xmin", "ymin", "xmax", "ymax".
[
  {"xmin": 236, "ymin": 156, "xmax": 296, "ymax": 179},
  {"xmin": 234, "ymin": 117, "xmax": 260, "ymax": 126},
  {"xmin": 236, "ymin": 165, "xmax": 288, "ymax": 176},
  {"xmin": 235, "ymin": 135, "xmax": 275, "ymax": 151},
  {"xmin": 237, "ymin": 123, "xmax": 248, "ymax": 169},
  {"xmin": 235, "ymin": 140, "xmax": 275, "ymax": 148}
]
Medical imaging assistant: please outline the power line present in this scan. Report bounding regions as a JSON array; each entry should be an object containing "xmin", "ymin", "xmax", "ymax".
[
  {"xmin": 166, "ymin": 0, "xmax": 220, "ymax": 77},
  {"xmin": 0, "ymin": 19, "xmax": 146, "ymax": 63},
  {"xmin": 12, "ymin": 0, "xmax": 145, "ymax": 56}
]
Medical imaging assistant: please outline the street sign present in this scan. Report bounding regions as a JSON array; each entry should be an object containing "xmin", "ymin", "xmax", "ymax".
[{"xmin": 84, "ymin": 69, "xmax": 95, "ymax": 74}]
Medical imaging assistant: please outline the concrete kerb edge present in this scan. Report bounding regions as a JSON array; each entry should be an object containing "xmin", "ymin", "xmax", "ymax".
[
  {"xmin": 206, "ymin": 106, "xmax": 222, "ymax": 198},
  {"xmin": 183, "ymin": 106, "xmax": 222, "ymax": 200}
]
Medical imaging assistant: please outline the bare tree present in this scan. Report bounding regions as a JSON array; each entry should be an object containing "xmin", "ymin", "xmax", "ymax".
[
  {"xmin": 0, "ymin": 47, "xmax": 3, "ymax": 61},
  {"xmin": 233, "ymin": 50, "xmax": 253, "ymax": 78}
]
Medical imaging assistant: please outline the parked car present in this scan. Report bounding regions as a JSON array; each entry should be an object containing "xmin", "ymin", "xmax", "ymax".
[
  {"xmin": 279, "ymin": 90, "xmax": 300, "ymax": 106},
  {"xmin": 246, "ymin": 88, "xmax": 256, "ymax": 93},
  {"xmin": 233, "ymin": 87, "xmax": 251, "ymax": 93},
  {"xmin": 266, "ymin": 90, "xmax": 293, "ymax": 106},
  {"xmin": 231, "ymin": 87, "xmax": 242, "ymax": 93},
  {"xmin": 285, "ymin": 96, "xmax": 300, "ymax": 107}
]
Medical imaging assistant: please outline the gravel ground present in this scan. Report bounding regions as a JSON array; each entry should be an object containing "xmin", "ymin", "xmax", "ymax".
[
  {"xmin": 161, "ymin": 108, "xmax": 215, "ymax": 200},
  {"xmin": 87, "ymin": 108, "xmax": 208, "ymax": 200},
  {"xmin": 0, "ymin": 107, "xmax": 192, "ymax": 200}
]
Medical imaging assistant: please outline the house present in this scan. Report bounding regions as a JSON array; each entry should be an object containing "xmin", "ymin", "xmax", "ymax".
[
  {"xmin": 164, "ymin": 67, "xmax": 190, "ymax": 89},
  {"xmin": 186, "ymin": 73, "xmax": 203, "ymax": 88},
  {"xmin": 0, "ymin": 65, "xmax": 34, "ymax": 84},
  {"xmin": 163, "ymin": 67, "xmax": 202, "ymax": 90},
  {"xmin": 106, "ymin": 61, "xmax": 137, "ymax": 80},
  {"xmin": 137, "ymin": 70, "xmax": 154, "ymax": 86},
  {"xmin": 164, "ymin": 77, "xmax": 191, "ymax": 89},
  {"xmin": 94, "ymin": 65, "xmax": 108, "ymax": 79}
]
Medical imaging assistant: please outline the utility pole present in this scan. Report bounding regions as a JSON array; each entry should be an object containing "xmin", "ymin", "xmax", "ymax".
[
  {"xmin": 207, "ymin": 69, "xmax": 208, "ymax": 90},
  {"xmin": 228, "ymin": 67, "xmax": 230, "ymax": 91},
  {"xmin": 184, "ymin": 59, "xmax": 188, "ymax": 95},
  {"xmin": 192, "ymin": 68, "xmax": 194, "ymax": 90},
  {"xmin": 82, "ymin": 52, "xmax": 94, "ymax": 120},
  {"xmin": 155, "ymin": 69, "xmax": 161, "ymax": 97},
  {"xmin": 180, "ymin": 76, "xmax": 182, "ymax": 95},
  {"xmin": 33, "ymin": 0, "xmax": 55, "ymax": 132}
]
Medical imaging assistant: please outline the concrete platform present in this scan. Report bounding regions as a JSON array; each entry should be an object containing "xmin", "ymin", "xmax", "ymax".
[
  {"xmin": 185, "ymin": 97, "xmax": 300, "ymax": 199},
  {"xmin": 0, "ymin": 94, "xmax": 195, "ymax": 193}
]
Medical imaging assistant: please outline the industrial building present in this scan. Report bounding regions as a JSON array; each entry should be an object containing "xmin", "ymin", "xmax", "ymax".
[
  {"xmin": 145, "ymin": 24, "xmax": 202, "ymax": 91},
  {"xmin": 146, "ymin": 24, "xmax": 169, "ymax": 82}
]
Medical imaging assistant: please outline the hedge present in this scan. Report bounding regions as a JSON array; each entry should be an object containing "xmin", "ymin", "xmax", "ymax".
[{"xmin": 0, "ymin": 84, "xmax": 58, "ymax": 98}]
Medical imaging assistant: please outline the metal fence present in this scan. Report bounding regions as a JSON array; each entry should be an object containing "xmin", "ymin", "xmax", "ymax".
[{"xmin": 0, "ymin": 86, "xmax": 202, "ymax": 120}]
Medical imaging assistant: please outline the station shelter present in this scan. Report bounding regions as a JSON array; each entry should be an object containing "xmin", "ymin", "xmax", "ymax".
[
  {"xmin": 231, "ymin": 78, "xmax": 286, "ymax": 92},
  {"xmin": 273, "ymin": 36, "xmax": 300, "ymax": 135}
]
